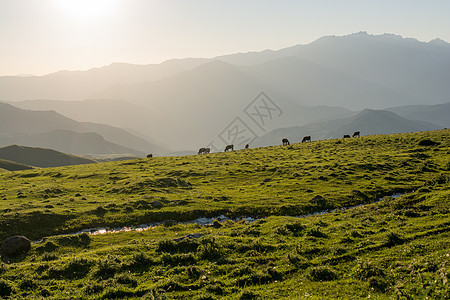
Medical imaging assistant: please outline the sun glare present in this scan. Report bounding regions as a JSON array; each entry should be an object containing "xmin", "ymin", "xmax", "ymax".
[{"xmin": 54, "ymin": 0, "xmax": 118, "ymax": 22}]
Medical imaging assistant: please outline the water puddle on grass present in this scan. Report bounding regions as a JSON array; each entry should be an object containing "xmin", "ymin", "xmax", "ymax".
[{"xmin": 35, "ymin": 193, "xmax": 404, "ymax": 242}]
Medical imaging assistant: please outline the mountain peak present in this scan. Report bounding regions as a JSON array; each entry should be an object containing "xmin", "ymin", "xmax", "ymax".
[{"xmin": 429, "ymin": 38, "xmax": 449, "ymax": 46}]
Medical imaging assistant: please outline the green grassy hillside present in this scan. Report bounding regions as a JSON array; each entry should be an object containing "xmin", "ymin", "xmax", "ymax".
[
  {"xmin": 0, "ymin": 158, "xmax": 33, "ymax": 171},
  {"xmin": 0, "ymin": 144, "xmax": 97, "ymax": 168},
  {"xmin": 0, "ymin": 130, "xmax": 448, "ymax": 299}
]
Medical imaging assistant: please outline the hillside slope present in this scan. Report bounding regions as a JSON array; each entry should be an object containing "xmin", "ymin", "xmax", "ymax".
[
  {"xmin": 1, "ymin": 129, "xmax": 448, "ymax": 239},
  {"xmin": 0, "ymin": 129, "xmax": 448, "ymax": 299},
  {"xmin": 0, "ymin": 145, "xmax": 97, "ymax": 168},
  {"xmin": 0, "ymin": 158, "xmax": 34, "ymax": 171}
]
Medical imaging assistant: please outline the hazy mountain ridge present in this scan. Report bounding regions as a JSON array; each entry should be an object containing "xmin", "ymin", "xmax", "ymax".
[
  {"xmin": 385, "ymin": 102, "xmax": 450, "ymax": 128},
  {"xmin": 0, "ymin": 102, "xmax": 167, "ymax": 155},
  {"xmin": 243, "ymin": 56, "xmax": 414, "ymax": 108},
  {"xmin": 253, "ymin": 109, "xmax": 440, "ymax": 147},
  {"xmin": 1, "ymin": 32, "xmax": 448, "ymax": 106},
  {"xmin": 0, "ymin": 58, "xmax": 208, "ymax": 101}
]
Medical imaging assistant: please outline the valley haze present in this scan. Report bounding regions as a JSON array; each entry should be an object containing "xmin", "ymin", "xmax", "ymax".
[{"xmin": 1, "ymin": 32, "xmax": 449, "ymax": 152}]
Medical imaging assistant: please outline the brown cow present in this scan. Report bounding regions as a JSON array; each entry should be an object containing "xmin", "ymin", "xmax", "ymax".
[
  {"xmin": 147, "ymin": 154, "xmax": 153, "ymax": 158},
  {"xmin": 302, "ymin": 136, "xmax": 311, "ymax": 143},
  {"xmin": 245, "ymin": 144, "xmax": 249, "ymax": 149}
]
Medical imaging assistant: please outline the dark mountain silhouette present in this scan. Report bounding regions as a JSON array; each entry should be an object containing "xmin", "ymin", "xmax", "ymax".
[
  {"xmin": 0, "ymin": 145, "xmax": 97, "ymax": 168},
  {"xmin": 0, "ymin": 158, "xmax": 34, "ymax": 171},
  {"xmin": 386, "ymin": 102, "xmax": 450, "ymax": 128},
  {"xmin": 0, "ymin": 102, "xmax": 167, "ymax": 155},
  {"xmin": 0, "ymin": 130, "xmax": 145, "ymax": 156},
  {"xmin": 254, "ymin": 109, "xmax": 440, "ymax": 147}
]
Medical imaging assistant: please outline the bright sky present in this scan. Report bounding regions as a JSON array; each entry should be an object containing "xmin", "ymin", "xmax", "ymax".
[{"xmin": 1, "ymin": 0, "xmax": 450, "ymax": 76}]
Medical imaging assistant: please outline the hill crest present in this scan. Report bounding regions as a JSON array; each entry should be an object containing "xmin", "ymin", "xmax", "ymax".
[{"xmin": 0, "ymin": 144, "xmax": 97, "ymax": 168}]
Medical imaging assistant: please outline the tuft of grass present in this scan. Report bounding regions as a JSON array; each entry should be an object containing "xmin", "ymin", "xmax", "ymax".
[
  {"xmin": 0, "ymin": 279, "xmax": 13, "ymax": 297},
  {"xmin": 308, "ymin": 266, "xmax": 339, "ymax": 281}
]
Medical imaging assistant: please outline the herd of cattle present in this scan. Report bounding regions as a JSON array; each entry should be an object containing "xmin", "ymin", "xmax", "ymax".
[
  {"xmin": 146, "ymin": 131, "xmax": 361, "ymax": 157},
  {"xmin": 196, "ymin": 131, "xmax": 361, "ymax": 154}
]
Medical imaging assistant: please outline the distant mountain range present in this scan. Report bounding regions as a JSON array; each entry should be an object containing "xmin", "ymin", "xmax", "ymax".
[
  {"xmin": 385, "ymin": 102, "xmax": 450, "ymax": 128},
  {"xmin": 1, "ymin": 32, "xmax": 449, "ymax": 107},
  {"xmin": 253, "ymin": 109, "xmax": 441, "ymax": 147},
  {"xmin": 0, "ymin": 145, "xmax": 96, "ymax": 168},
  {"xmin": 1, "ymin": 32, "xmax": 449, "ymax": 150},
  {"xmin": 0, "ymin": 58, "xmax": 208, "ymax": 101},
  {"xmin": 0, "ymin": 102, "xmax": 168, "ymax": 155},
  {"xmin": 9, "ymin": 99, "xmax": 162, "ymax": 141}
]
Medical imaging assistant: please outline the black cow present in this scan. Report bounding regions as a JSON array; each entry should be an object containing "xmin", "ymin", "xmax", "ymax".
[
  {"xmin": 224, "ymin": 145, "xmax": 234, "ymax": 152},
  {"xmin": 343, "ymin": 135, "xmax": 351, "ymax": 138},
  {"xmin": 282, "ymin": 138, "xmax": 290, "ymax": 146},
  {"xmin": 198, "ymin": 147, "xmax": 210, "ymax": 154},
  {"xmin": 147, "ymin": 154, "xmax": 153, "ymax": 158},
  {"xmin": 302, "ymin": 136, "xmax": 311, "ymax": 143},
  {"xmin": 353, "ymin": 131, "xmax": 360, "ymax": 138}
]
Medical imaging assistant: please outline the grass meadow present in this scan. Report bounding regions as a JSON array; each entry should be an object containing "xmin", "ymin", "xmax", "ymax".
[{"xmin": 0, "ymin": 130, "xmax": 448, "ymax": 299}]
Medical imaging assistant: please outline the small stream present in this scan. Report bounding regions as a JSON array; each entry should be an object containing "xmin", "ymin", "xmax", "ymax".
[{"xmin": 35, "ymin": 193, "xmax": 403, "ymax": 242}]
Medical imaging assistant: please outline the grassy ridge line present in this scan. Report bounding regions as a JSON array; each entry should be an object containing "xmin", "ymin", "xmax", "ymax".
[
  {"xmin": 0, "ymin": 158, "xmax": 34, "ymax": 171},
  {"xmin": 0, "ymin": 129, "xmax": 448, "ymax": 240},
  {"xmin": 0, "ymin": 144, "xmax": 97, "ymax": 168}
]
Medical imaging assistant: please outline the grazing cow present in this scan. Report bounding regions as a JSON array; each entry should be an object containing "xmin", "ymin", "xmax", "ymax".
[
  {"xmin": 147, "ymin": 154, "xmax": 153, "ymax": 158},
  {"xmin": 343, "ymin": 135, "xmax": 351, "ymax": 138},
  {"xmin": 198, "ymin": 147, "xmax": 210, "ymax": 155},
  {"xmin": 352, "ymin": 131, "xmax": 360, "ymax": 138},
  {"xmin": 302, "ymin": 136, "xmax": 311, "ymax": 143},
  {"xmin": 282, "ymin": 138, "xmax": 290, "ymax": 146},
  {"xmin": 224, "ymin": 145, "xmax": 234, "ymax": 152},
  {"xmin": 245, "ymin": 144, "xmax": 249, "ymax": 149}
]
